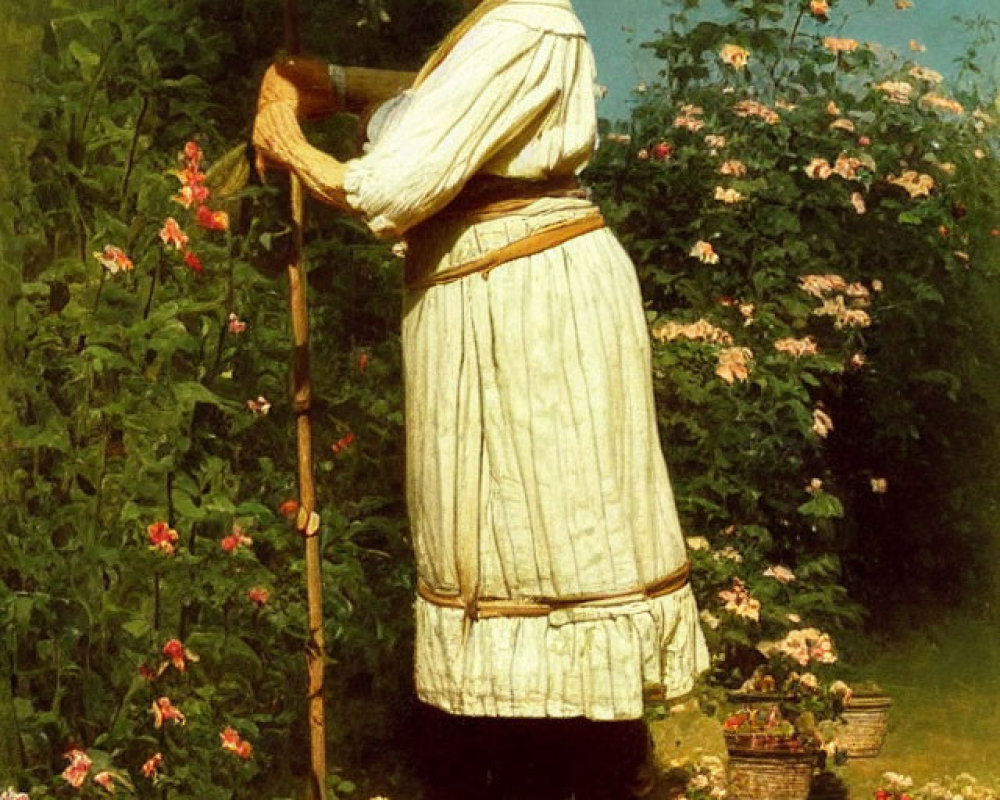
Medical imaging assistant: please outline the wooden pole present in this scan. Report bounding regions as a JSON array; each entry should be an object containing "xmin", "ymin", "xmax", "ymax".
[{"xmin": 282, "ymin": 2, "xmax": 327, "ymax": 799}]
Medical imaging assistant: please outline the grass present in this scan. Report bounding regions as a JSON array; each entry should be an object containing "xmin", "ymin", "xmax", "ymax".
[{"xmin": 841, "ymin": 608, "xmax": 1000, "ymax": 796}]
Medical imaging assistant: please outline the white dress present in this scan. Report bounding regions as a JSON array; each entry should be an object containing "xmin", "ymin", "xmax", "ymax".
[{"xmin": 343, "ymin": 0, "xmax": 709, "ymax": 721}]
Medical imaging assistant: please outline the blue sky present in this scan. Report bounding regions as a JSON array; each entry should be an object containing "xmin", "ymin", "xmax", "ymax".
[{"xmin": 572, "ymin": 0, "xmax": 1000, "ymax": 120}]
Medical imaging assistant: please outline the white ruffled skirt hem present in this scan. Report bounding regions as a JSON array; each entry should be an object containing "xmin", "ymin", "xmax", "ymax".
[{"xmin": 414, "ymin": 584, "xmax": 710, "ymax": 720}]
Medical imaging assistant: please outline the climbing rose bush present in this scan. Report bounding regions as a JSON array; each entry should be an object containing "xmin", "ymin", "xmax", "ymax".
[{"xmin": 586, "ymin": 0, "xmax": 1000, "ymax": 694}]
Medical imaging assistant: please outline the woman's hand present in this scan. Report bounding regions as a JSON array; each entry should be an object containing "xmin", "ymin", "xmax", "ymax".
[
  {"xmin": 252, "ymin": 100, "xmax": 349, "ymax": 210},
  {"xmin": 252, "ymin": 101, "xmax": 307, "ymax": 180},
  {"xmin": 257, "ymin": 57, "xmax": 339, "ymax": 122}
]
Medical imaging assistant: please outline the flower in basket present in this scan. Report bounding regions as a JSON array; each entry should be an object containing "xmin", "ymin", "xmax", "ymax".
[
  {"xmin": 731, "ymin": 627, "xmax": 841, "ymax": 716},
  {"xmin": 723, "ymin": 705, "xmax": 820, "ymax": 752},
  {"xmin": 828, "ymin": 678, "xmax": 888, "ymax": 713}
]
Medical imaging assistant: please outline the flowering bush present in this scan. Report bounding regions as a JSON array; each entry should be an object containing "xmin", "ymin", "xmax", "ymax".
[{"xmin": 588, "ymin": 0, "xmax": 1000, "ymax": 702}]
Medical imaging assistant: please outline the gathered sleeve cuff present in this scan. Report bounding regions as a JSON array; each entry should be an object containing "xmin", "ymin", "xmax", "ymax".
[{"xmin": 341, "ymin": 18, "xmax": 561, "ymax": 239}]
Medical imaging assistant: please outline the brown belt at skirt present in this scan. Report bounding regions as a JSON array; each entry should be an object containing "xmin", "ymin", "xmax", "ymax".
[
  {"xmin": 418, "ymin": 561, "xmax": 692, "ymax": 621},
  {"xmin": 404, "ymin": 175, "xmax": 606, "ymax": 291}
]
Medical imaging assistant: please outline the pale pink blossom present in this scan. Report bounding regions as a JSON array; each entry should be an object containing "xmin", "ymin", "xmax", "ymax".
[
  {"xmin": 718, "ymin": 159, "xmax": 747, "ymax": 177},
  {"xmin": 714, "ymin": 186, "xmax": 744, "ymax": 204},
  {"xmin": 799, "ymin": 274, "xmax": 848, "ymax": 298},
  {"xmin": 652, "ymin": 319, "xmax": 734, "ymax": 345},
  {"xmin": 774, "ymin": 337, "xmax": 818, "ymax": 358},
  {"xmin": 829, "ymin": 118, "xmax": 856, "ymax": 133},
  {"xmin": 716, "ymin": 347, "xmax": 753, "ymax": 384},
  {"xmin": 62, "ymin": 750, "xmax": 92, "ymax": 789},
  {"xmin": 876, "ymin": 80, "xmax": 914, "ymax": 104},
  {"xmin": 763, "ymin": 565, "xmax": 797, "ymax": 583},
  {"xmin": 813, "ymin": 408, "xmax": 834, "ymax": 438},
  {"xmin": 690, "ymin": 240, "xmax": 720, "ymax": 264},
  {"xmin": 713, "ymin": 546, "xmax": 743, "ymax": 563},
  {"xmin": 700, "ymin": 609, "xmax": 721, "ymax": 629},
  {"xmin": 720, "ymin": 44, "xmax": 750, "ymax": 70},
  {"xmin": 718, "ymin": 578, "xmax": 761, "ymax": 621},
  {"xmin": 806, "ymin": 158, "xmax": 833, "ymax": 180}
]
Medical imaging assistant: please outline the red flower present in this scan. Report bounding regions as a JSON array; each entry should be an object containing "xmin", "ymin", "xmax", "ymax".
[
  {"xmin": 62, "ymin": 748, "xmax": 92, "ymax": 789},
  {"xmin": 147, "ymin": 521, "xmax": 179, "ymax": 555},
  {"xmin": 195, "ymin": 204, "xmax": 230, "ymax": 232},
  {"xmin": 331, "ymin": 432, "xmax": 355, "ymax": 455},
  {"xmin": 174, "ymin": 181, "xmax": 210, "ymax": 209},
  {"xmin": 92, "ymin": 244, "xmax": 134, "ymax": 274},
  {"xmin": 248, "ymin": 587, "xmax": 271, "ymax": 606},
  {"xmin": 184, "ymin": 140, "xmax": 203, "ymax": 164},
  {"xmin": 227, "ymin": 313, "xmax": 247, "ymax": 334},
  {"xmin": 138, "ymin": 664, "xmax": 157, "ymax": 681},
  {"xmin": 184, "ymin": 251, "xmax": 204, "ymax": 274},
  {"xmin": 151, "ymin": 696, "xmax": 187, "ymax": 729},
  {"xmin": 93, "ymin": 771, "xmax": 116, "ymax": 793},
  {"xmin": 723, "ymin": 712, "xmax": 748, "ymax": 730},
  {"xmin": 278, "ymin": 499, "xmax": 299, "ymax": 518},
  {"xmin": 221, "ymin": 524, "xmax": 253, "ymax": 553},
  {"xmin": 161, "ymin": 638, "xmax": 199, "ymax": 672},
  {"xmin": 141, "ymin": 753, "xmax": 163, "ymax": 779},
  {"xmin": 357, "ymin": 352, "xmax": 370, "ymax": 372},
  {"xmin": 159, "ymin": 217, "xmax": 189, "ymax": 250},
  {"xmin": 220, "ymin": 726, "xmax": 253, "ymax": 760},
  {"xmin": 652, "ymin": 141, "xmax": 673, "ymax": 160}
]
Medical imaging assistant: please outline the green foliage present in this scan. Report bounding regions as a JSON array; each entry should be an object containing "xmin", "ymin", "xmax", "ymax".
[
  {"xmin": 3, "ymin": 0, "xmax": 1000, "ymax": 793},
  {"xmin": 0, "ymin": 0, "xmax": 459, "ymax": 795}
]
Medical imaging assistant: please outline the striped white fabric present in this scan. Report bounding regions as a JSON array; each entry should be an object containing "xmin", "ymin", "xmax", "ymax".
[{"xmin": 343, "ymin": 0, "xmax": 709, "ymax": 720}]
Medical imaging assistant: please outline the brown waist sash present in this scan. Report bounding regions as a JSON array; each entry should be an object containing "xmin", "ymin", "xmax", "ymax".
[
  {"xmin": 405, "ymin": 208, "xmax": 605, "ymax": 291},
  {"xmin": 417, "ymin": 561, "xmax": 691, "ymax": 621}
]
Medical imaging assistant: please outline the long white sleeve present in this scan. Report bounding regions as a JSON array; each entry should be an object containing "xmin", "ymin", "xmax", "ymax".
[{"xmin": 343, "ymin": 12, "xmax": 597, "ymax": 237}]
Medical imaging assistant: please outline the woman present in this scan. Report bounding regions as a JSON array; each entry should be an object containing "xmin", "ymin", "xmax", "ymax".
[{"xmin": 255, "ymin": 0, "xmax": 709, "ymax": 793}]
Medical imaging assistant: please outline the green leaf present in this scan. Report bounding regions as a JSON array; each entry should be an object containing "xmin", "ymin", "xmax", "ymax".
[
  {"xmin": 797, "ymin": 492, "xmax": 844, "ymax": 519},
  {"xmin": 67, "ymin": 40, "xmax": 100, "ymax": 76},
  {"xmin": 122, "ymin": 618, "xmax": 150, "ymax": 639},
  {"xmin": 171, "ymin": 381, "xmax": 233, "ymax": 411}
]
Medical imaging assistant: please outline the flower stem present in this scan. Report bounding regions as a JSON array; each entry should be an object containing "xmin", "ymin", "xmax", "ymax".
[
  {"xmin": 787, "ymin": 9, "xmax": 805, "ymax": 54},
  {"xmin": 92, "ymin": 269, "xmax": 107, "ymax": 315},
  {"xmin": 143, "ymin": 249, "xmax": 163, "ymax": 321},
  {"xmin": 119, "ymin": 95, "xmax": 150, "ymax": 214}
]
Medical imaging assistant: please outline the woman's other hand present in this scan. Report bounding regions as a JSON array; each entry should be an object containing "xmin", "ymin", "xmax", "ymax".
[{"xmin": 257, "ymin": 57, "xmax": 339, "ymax": 122}]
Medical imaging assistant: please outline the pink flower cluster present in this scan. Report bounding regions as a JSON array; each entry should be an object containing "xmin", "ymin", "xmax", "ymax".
[
  {"xmin": 762, "ymin": 627, "xmax": 838, "ymax": 667},
  {"xmin": 161, "ymin": 141, "xmax": 230, "ymax": 274},
  {"xmin": 718, "ymin": 578, "xmax": 761, "ymax": 621}
]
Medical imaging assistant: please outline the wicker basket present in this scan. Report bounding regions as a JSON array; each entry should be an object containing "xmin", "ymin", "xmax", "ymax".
[
  {"xmin": 726, "ymin": 742, "xmax": 817, "ymax": 800},
  {"xmin": 834, "ymin": 694, "xmax": 892, "ymax": 758}
]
